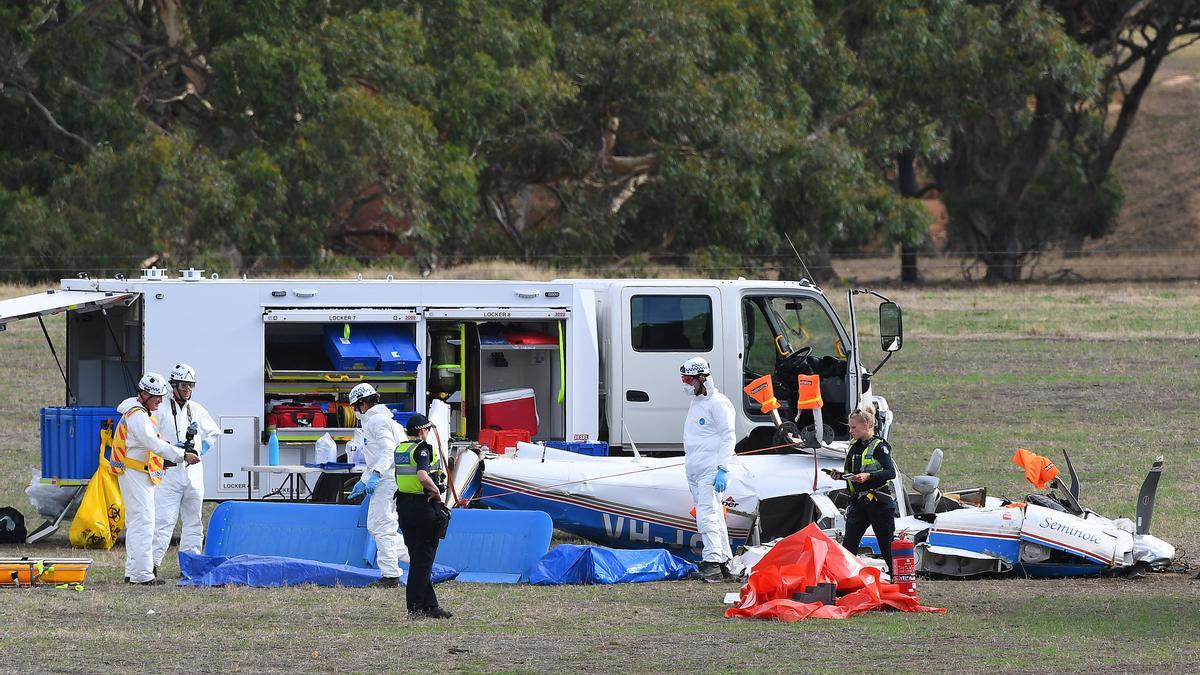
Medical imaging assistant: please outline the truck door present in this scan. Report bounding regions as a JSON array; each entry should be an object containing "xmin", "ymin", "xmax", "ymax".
[
  {"xmin": 619, "ymin": 287, "xmax": 721, "ymax": 450},
  {"xmin": 740, "ymin": 293, "xmax": 853, "ymax": 440}
]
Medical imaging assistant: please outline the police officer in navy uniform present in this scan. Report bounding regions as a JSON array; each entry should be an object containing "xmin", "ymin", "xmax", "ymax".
[
  {"xmin": 395, "ymin": 413, "xmax": 452, "ymax": 619},
  {"xmin": 830, "ymin": 406, "xmax": 898, "ymax": 577}
]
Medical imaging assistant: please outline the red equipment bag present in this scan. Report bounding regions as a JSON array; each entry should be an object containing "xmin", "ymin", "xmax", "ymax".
[
  {"xmin": 500, "ymin": 330, "xmax": 558, "ymax": 345},
  {"xmin": 268, "ymin": 404, "xmax": 328, "ymax": 428}
]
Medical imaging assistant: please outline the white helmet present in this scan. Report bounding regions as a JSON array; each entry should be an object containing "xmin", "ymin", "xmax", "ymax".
[
  {"xmin": 169, "ymin": 363, "xmax": 196, "ymax": 383},
  {"xmin": 137, "ymin": 372, "xmax": 171, "ymax": 397},
  {"xmin": 679, "ymin": 357, "xmax": 711, "ymax": 377},
  {"xmin": 348, "ymin": 382, "xmax": 378, "ymax": 404}
]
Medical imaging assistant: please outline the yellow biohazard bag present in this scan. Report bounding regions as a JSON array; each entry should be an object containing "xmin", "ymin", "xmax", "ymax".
[{"xmin": 69, "ymin": 426, "xmax": 125, "ymax": 549}]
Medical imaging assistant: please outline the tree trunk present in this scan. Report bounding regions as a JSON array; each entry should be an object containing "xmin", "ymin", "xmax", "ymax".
[
  {"xmin": 776, "ymin": 244, "xmax": 836, "ymax": 284},
  {"xmin": 810, "ymin": 247, "xmax": 835, "ymax": 283},
  {"xmin": 1063, "ymin": 231, "xmax": 1084, "ymax": 259},
  {"xmin": 900, "ymin": 246, "xmax": 920, "ymax": 282},
  {"xmin": 982, "ymin": 232, "xmax": 1023, "ymax": 282},
  {"xmin": 897, "ymin": 150, "xmax": 922, "ymax": 283}
]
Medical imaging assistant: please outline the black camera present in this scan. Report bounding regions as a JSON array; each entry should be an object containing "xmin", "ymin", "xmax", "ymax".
[
  {"xmin": 182, "ymin": 421, "xmax": 198, "ymax": 454},
  {"xmin": 164, "ymin": 422, "xmax": 199, "ymax": 468},
  {"xmin": 432, "ymin": 503, "xmax": 452, "ymax": 539}
]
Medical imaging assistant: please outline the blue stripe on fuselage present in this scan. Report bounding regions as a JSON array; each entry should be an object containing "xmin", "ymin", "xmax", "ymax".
[{"xmin": 480, "ymin": 484, "xmax": 745, "ymax": 561}]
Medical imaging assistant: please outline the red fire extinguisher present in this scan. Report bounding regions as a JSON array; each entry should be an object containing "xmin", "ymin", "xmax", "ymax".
[{"xmin": 891, "ymin": 534, "xmax": 916, "ymax": 596}]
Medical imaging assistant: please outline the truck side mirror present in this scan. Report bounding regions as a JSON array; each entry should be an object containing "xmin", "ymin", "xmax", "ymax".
[{"xmin": 879, "ymin": 301, "xmax": 902, "ymax": 352}]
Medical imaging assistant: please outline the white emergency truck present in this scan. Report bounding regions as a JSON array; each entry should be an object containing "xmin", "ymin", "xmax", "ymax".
[{"xmin": 1, "ymin": 269, "xmax": 902, "ymax": 499}]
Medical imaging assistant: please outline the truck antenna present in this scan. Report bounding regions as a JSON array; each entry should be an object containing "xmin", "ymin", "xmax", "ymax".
[{"xmin": 783, "ymin": 232, "xmax": 814, "ymax": 283}]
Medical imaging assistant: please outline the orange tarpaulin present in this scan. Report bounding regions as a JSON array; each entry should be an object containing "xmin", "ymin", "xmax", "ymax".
[
  {"xmin": 1012, "ymin": 447, "xmax": 1060, "ymax": 490},
  {"xmin": 724, "ymin": 523, "xmax": 944, "ymax": 621}
]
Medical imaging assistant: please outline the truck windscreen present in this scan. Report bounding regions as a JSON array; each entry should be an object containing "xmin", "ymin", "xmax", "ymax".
[{"xmin": 765, "ymin": 297, "xmax": 840, "ymax": 359}]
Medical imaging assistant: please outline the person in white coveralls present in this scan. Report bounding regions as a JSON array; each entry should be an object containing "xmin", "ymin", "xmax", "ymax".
[
  {"xmin": 115, "ymin": 372, "xmax": 199, "ymax": 585},
  {"xmin": 679, "ymin": 356, "xmax": 738, "ymax": 583},
  {"xmin": 346, "ymin": 382, "xmax": 406, "ymax": 587},
  {"xmin": 152, "ymin": 363, "xmax": 221, "ymax": 574}
]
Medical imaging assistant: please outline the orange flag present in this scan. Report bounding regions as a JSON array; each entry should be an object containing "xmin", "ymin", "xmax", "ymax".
[{"xmin": 1012, "ymin": 448, "xmax": 1060, "ymax": 490}]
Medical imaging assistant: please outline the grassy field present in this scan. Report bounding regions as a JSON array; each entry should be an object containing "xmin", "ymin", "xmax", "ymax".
[{"xmin": 1, "ymin": 281, "xmax": 1199, "ymax": 673}]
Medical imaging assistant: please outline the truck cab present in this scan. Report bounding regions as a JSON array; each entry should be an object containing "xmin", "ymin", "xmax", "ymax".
[{"xmin": 589, "ymin": 279, "xmax": 900, "ymax": 453}]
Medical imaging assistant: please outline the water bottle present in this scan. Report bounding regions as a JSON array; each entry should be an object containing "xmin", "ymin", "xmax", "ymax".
[{"xmin": 267, "ymin": 430, "xmax": 280, "ymax": 466}]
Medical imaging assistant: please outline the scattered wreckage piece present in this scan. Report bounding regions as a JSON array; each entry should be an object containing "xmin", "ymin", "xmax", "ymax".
[{"xmin": 863, "ymin": 450, "xmax": 1175, "ymax": 579}]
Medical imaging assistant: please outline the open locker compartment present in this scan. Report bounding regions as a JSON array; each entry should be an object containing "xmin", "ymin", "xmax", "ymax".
[
  {"xmin": 0, "ymin": 288, "xmax": 140, "ymax": 535},
  {"xmin": 261, "ymin": 309, "xmax": 420, "ymax": 449},
  {"xmin": 64, "ymin": 294, "xmax": 144, "ymax": 407},
  {"xmin": 425, "ymin": 307, "xmax": 568, "ymax": 444}
]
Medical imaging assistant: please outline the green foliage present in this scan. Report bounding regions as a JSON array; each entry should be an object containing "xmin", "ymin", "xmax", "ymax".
[
  {"xmin": 44, "ymin": 133, "xmax": 246, "ymax": 272},
  {"xmin": 0, "ymin": 0, "xmax": 1178, "ymax": 281},
  {"xmin": 209, "ymin": 35, "xmax": 330, "ymax": 143},
  {"xmin": 1020, "ymin": 147, "xmax": 1124, "ymax": 244}
]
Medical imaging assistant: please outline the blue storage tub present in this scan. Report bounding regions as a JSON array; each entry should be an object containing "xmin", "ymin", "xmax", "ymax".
[
  {"xmin": 323, "ymin": 325, "xmax": 379, "ymax": 371},
  {"xmin": 385, "ymin": 404, "xmax": 418, "ymax": 428},
  {"xmin": 40, "ymin": 406, "xmax": 120, "ymax": 481},
  {"xmin": 363, "ymin": 326, "xmax": 421, "ymax": 373},
  {"xmin": 545, "ymin": 440, "xmax": 609, "ymax": 457}
]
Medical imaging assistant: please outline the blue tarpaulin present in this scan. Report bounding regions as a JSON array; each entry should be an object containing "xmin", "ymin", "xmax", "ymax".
[
  {"xmin": 203, "ymin": 502, "xmax": 550, "ymax": 583},
  {"xmin": 527, "ymin": 545, "xmax": 698, "ymax": 585},
  {"xmin": 177, "ymin": 552, "xmax": 459, "ymax": 588}
]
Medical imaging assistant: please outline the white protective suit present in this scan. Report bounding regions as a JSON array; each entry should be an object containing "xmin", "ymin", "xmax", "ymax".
[
  {"xmin": 152, "ymin": 397, "xmax": 220, "ymax": 565},
  {"xmin": 360, "ymin": 403, "xmax": 407, "ymax": 576},
  {"xmin": 682, "ymin": 377, "xmax": 736, "ymax": 563},
  {"xmin": 115, "ymin": 397, "xmax": 187, "ymax": 582}
]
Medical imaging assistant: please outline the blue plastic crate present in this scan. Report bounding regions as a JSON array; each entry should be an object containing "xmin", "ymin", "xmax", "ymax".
[
  {"xmin": 545, "ymin": 440, "xmax": 609, "ymax": 457},
  {"xmin": 40, "ymin": 406, "xmax": 119, "ymax": 481},
  {"xmin": 323, "ymin": 325, "xmax": 379, "ymax": 371},
  {"xmin": 363, "ymin": 326, "xmax": 421, "ymax": 373},
  {"xmin": 385, "ymin": 404, "xmax": 418, "ymax": 428}
]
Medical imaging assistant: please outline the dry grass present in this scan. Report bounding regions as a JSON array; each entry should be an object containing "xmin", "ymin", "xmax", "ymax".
[{"xmin": 835, "ymin": 252, "xmax": 1200, "ymax": 284}]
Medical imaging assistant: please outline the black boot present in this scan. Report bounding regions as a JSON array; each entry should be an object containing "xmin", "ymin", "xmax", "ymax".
[
  {"xmin": 698, "ymin": 561, "xmax": 723, "ymax": 583},
  {"xmin": 720, "ymin": 562, "xmax": 739, "ymax": 582},
  {"xmin": 410, "ymin": 606, "xmax": 453, "ymax": 619},
  {"xmin": 369, "ymin": 576, "xmax": 400, "ymax": 588}
]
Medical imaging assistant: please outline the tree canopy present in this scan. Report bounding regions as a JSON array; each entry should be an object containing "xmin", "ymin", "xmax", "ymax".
[{"xmin": 1, "ymin": 1, "xmax": 1194, "ymax": 281}]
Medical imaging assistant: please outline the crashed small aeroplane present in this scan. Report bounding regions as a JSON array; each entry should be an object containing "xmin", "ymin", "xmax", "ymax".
[
  {"xmin": 461, "ymin": 370, "xmax": 1174, "ymax": 579},
  {"xmin": 472, "ymin": 441, "xmax": 1175, "ymax": 579},
  {"xmin": 868, "ymin": 447, "xmax": 1176, "ymax": 578}
]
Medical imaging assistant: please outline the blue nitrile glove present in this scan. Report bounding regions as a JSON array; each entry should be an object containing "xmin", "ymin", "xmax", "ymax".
[
  {"xmin": 201, "ymin": 440, "xmax": 212, "ymax": 456},
  {"xmin": 713, "ymin": 466, "xmax": 729, "ymax": 492},
  {"xmin": 363, "ymin": 471, "xmax": 381, "ymax": 495},
  {"xmin": 347, "ymin": 480, "xmax": 367, "ymax": 501}
]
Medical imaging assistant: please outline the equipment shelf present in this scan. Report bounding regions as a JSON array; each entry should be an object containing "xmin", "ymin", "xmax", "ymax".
[{"xmin": 274, "ymin": 427, "xmax": 359, "ymax": 443}]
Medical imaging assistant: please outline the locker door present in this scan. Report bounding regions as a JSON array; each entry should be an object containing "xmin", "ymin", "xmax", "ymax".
[{"xmin": 213, "ymin": 416, "xmax": 258, "ymax": 496}]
